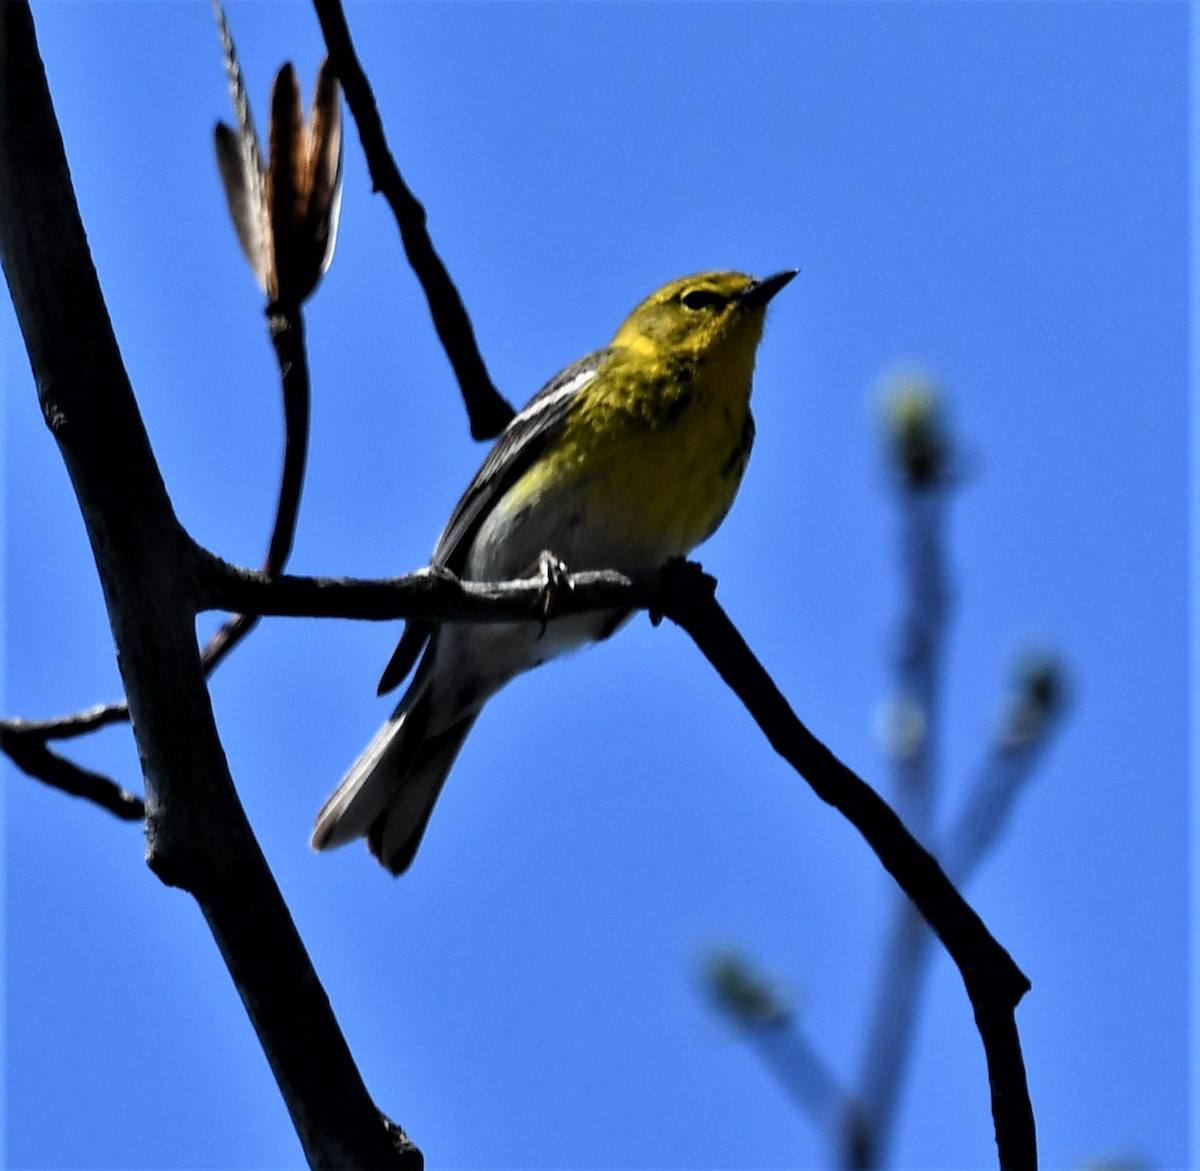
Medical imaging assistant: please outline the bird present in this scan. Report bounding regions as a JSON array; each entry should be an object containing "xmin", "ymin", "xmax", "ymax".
[{"xmin": 312, "ymin": 268, "xmax": 796, "ymax": 873}]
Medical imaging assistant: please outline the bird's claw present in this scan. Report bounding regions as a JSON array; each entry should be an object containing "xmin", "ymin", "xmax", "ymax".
[{"xmin": 535, "ymin": 550, "xmax": 571, "ymax": 638}]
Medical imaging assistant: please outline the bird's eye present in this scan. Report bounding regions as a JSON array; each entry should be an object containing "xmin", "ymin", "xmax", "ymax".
[{"xmin": 680, "ymin": 288, "xmax": 726, "ymax": 311}]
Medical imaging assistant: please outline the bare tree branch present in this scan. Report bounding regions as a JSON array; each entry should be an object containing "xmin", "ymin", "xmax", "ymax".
[
  {"xmin": 0, "ymin": 294, "xmax": 314, "ymax": 810},
  {"xmin": 0, "ymin": 724, "xmax": 145, "ymax": 819},
  {"xmin": 310, "ymin": 0, "xmax": 515, "ymax": 440},
  {"xmin": 3, "ymin": 3, "xmax": 1037, "ymax": 1163},
  {"xmin": 0, "ymin": 7, "xmax": 413, "ymax": 1165},
  {"xmin": 264, "ymin": 306, "xmax": 311, "ymax": 574},
  {"xmin": 200, "ymin": 553, "xmax": 1038, "ymax": 1168},
  {"xmin": 703, "ymin": 949, "xmax": 866, "ymax": 1148},
  {"xmin": 940, "ymin": 657, "xmax": 1067, "ymax": 884},
  {"xmin": 197, "ymin": 302, "xmax": 312, "ymax": 671},
  {"xmin": 2, "ymin": 78, "xmax": 323, "ymax": 810},
  {"xmin": 658, "ymin": 562, "xmax": 1036, "ymax": 1170},
  {"xmin": 0, "ymin": 702, "xmax": 133, "ymax": 741}
]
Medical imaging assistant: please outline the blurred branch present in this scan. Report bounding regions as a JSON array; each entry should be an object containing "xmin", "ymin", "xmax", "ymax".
[
  {"xmin": 0, "ymin": 5, "xmax": 413, "ymax": 1164},
  {"xmin": 750, "ymin": 1023, "xmax": 868, "ymax": 1156},
  {"xmin": 310, "ymin": 0, "xmax": 515, "ymax": 439},
  {"xmin": 940, "ymin": 653, "xmax": 1067, "ymax": 883},
  {"xmin": 878, "ymin": 372, "xmax": 954, "ymax": 833},
  {"xmin": 855, "ymin": 375, "xmax": 956, "ymax": 1166},
  {"xmin": 720, "ymin": 651, "xmax": 1065, "ymax": 1171},
  {"xmin": 703, "ymin": 950, "xmax": 866, "ymax": 1150},
  {"xmin": 864, "ymin": 655, "xmax": 1068, "ymax": 1089}
]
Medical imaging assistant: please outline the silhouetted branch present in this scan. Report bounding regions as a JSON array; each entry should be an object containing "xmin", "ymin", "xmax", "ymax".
[
  {"xmin": 661, "ymin": 562, "xmax": 1036, "ymax": 1170},
  {"xmin": 0, "ymin": 723, "xmax": 144, "ymax": 819},
  {"xmin": 0, "ymin": 7, "xmax": 412, "ymax": 1164},
  {"xmin": 264, "ymin": 306, "xmax": 311, "ymax": 574},
  {"xmin": 204, "ymin": 555, "xmax": 1037, "ymax": 1014},
  {"xmin": 0, "ymin": 702, "xmax": 131, "ymax": 741},
  {"xmin": 2, "ymin": 31, "xmax": 329, "ymax": 812},
  {"xmin": 4, "ymin": 2, "xmax": 1036, "ymax": 1162},
  {"xmin": 205, "ymin": 7, "xmax": 334, "ymax": 669},
  {"xmin": 205, "ymin": 553, "xmax": 1037, "ymax": 1168},
  {"xmin": 759, "ymin": 672, "xmax": 1063, "ymax": 1170},
  {"xmin": 310, "ymin": 0, "xmax": 515, "ymax": 439},
  {"xmin": 197, "ymin": 304, "xmax": 311, "ymax": 671}
]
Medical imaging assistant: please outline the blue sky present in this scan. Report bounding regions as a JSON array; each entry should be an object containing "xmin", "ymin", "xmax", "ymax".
[{"xmin": 3, "ymin": 3, "xmax": 1190, "ymax": 1169}]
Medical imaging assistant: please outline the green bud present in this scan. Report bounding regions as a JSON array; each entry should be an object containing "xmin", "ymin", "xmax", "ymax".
[
  {"xmin": 1001, "ymin": 647, "xmax": 1067, "ymax": 748},
  {"xmin": 880, "ymin": 370, "xmax": 950, "ymax": 488},
  {"xmin": 701, "ymin": 947, "xmax": 790, "ymax": 1027}
]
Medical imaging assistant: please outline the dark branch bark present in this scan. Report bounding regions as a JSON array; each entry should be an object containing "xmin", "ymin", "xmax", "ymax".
[
  {"xmin": 310, "ymin": 0, "xmax": 515, "ymax": 439},
  {"xmin": 1, "ymin": 284, "xmax": 313, "ymax": 811},
  {"xmin": 0, "ymin": 305, "xmax": 316, "ymax": 817},
  {"xmin": 201, "ymin": 557, "xmax": 674, "ymax": 623},
  {"xmin": 199, "ymin": 554, "xmax": 1037, "ymax": 1167},
  {"xmin": 0, "ymin": 724, "xmax": 145, "ymax": 819},
  {"xmin": 264, "ymin": 304, "xmax": 311, "ymax": 574},
  {"xmin": 0, "ymin": 7, "xmax": 412, "ymax": 1166},
  {"xmin": 202, "ymin": 554, "xmax": 1034, "ymax": 1019},
  {"xmin": 3, "ymin": 3, "xmax": 1036, "ymax": 1163},
  {"xmin": 195, "ymin": 301, "xmax": 312, "ymax": 670},
  {"xmin": 656, "ymin": 564, "xmax": 1037, "ymax": 1170}
]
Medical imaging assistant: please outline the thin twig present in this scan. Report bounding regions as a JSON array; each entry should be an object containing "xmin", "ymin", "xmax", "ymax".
[
  {"xmin": 198, "ymin": 304, "xmax": 312, "ymax": 670},
  {"xmin": 0, "ymin": 703, "xmax": 132, "ymax": 741},
  {"xmin": 748, "ymin": 1021, "xmax": 866, "ymax": 1147},
  {"xmin": 1, "ymin": 302, "xmax": 312, "ymax": 805},
  {"xmin": 0, "ymin": 724, "xmax": 145, "ymax": 819},
  {"xmin": 785, "ymin": 716, "xmax": 1061, "ymax": 1169},
  {"xmin": 310, "ymin": 0, "xmax": 515, "ymax": 440},
  {"xmin": 940, "ymin": 719, "xmax": 1065, "ymax": 886},
  {"xmin": 264, "ymin": 305, "xmax": 310, "ymax": 574}
]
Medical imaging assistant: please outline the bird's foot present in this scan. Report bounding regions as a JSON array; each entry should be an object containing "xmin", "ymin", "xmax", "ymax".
[{"xmin": 534, "ymin": 550, "xmax": 571, "ymax": 638}]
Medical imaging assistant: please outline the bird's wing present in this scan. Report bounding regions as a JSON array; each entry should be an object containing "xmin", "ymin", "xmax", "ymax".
[
  {"xmin": 431, "ymin": 350, "xmax": 607, "ymax": 569},
  {"xmin": 377, "ymin": 349, "xmax": 608, "ymax": 695}
]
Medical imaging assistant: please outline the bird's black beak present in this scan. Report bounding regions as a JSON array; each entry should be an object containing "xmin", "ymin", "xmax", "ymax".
[{"xmin": 740, "ymin": 269, "xmax": 798, "ymax": 308}]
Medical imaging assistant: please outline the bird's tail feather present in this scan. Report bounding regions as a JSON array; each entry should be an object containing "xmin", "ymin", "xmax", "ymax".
[
  {"xmin": 310, "ymin": 655, "xmax": 438, "ymax": 848},
  {"xmin": 311, "ymin": 677, "xmax": 479, "ymax": 875},
  {"xmin": 367, "ymin": 711, "xmax": 479, "ymax": 875}
]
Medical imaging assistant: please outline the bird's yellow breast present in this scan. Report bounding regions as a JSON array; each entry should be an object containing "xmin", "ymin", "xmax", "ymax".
[{"xmin": 499, "ymin": 344, "xmax": 756, "ymax": 573}]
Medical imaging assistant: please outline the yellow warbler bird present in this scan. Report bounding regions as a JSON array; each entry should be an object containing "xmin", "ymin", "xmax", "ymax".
[{"xmin": 312, "ymin": 269, "xmax": 795, "ymax": 873}]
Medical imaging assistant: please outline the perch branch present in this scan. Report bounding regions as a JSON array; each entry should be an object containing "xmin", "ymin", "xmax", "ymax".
[
  {"xmin": 658, "ymin": 562, "xmax": 1036, "ymax": 1170},
  {"xmin": 198, "ymin": 553, "xmax": 1036, "ymax": 1167}
]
